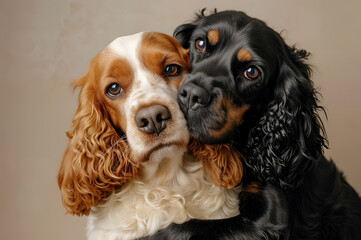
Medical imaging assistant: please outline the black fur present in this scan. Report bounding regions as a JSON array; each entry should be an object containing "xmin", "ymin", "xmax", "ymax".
[
  {"xmin": 141, "ymin": 10, "xmax": 361, "ymax": 240},
  {"xmin": 142, "ymin": 184, "xmax": 288, "ymax": 240}
]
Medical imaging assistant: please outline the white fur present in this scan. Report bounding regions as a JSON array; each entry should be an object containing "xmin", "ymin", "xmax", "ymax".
[
  {"xmin": 88, "ymin": 150, "xmax": 241, "ymax": 240},
  {"xmin": 86, "ymin": 33, "xmax": 241, "ymax": 240}
]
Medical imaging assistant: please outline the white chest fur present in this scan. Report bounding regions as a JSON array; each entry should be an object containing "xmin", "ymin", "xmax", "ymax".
[{"xmin": 87, "ymin": 151, "xmax": 241, "ymax": 240}]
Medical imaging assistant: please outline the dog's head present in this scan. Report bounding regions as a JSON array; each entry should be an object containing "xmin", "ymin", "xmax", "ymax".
[
  {"xmin": 175, "ymin": 10, "xmax": 285, "ymax": 143},
  {"xmin": 58, "ymin": 32, "xmax": 190, "ymax": 215},
  {"xmin": 175, "ymin": 10, "xmax": 327, "ymax": 188}
]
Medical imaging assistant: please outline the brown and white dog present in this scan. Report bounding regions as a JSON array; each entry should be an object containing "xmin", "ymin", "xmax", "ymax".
[{"xmin": 58, "ymin": 32, "xmax": 242, "ymax": 240}]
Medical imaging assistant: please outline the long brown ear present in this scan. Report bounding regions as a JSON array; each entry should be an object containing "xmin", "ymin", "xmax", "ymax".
[
  {"xmin": 189, "ymin": 139, "xmax": 243, "ymax": 189},
  {"xmin": 58, "ymin": 76, "xmax": 139, "ymax": 216}
]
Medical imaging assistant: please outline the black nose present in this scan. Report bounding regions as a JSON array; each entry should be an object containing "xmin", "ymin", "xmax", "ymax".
[
  {"xmin": 178, "ymin": 83, "xmax": 210, "ymax": 110},
  {"xmin": 135, "ymin": 104, "xmax": 171, "ymax": 135}
]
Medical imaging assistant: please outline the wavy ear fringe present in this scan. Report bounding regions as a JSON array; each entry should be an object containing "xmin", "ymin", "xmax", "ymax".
[
  {"xmin": 189, "ymin": 139, "xmax": 244, "ymax": 189},
  {"xmin": 58, "ymin": 83, "xmax": 139, "ymax": 216},
  {"xmin": 247, "ymin": 47, "xmax": 326, "ymax": 189},
  {"xmin": 173, "ymin": 23, "xmax": 196, "ymax": 49}
]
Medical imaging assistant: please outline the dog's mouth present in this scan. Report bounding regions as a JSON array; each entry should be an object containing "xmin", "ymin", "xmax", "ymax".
[
  {"xmin": 177, "ymin": 73, "xmax": 251, "ymax": 143},
  {"xmin": 127, "ymin": 102, "xmax": 190, "ymax": 163},
  {"xmin": 136, "ymin": 140, "xmax": 188, "ymax": 163},
  {"xmin": 181, "ymin": 95, "xmax": 250, "ymax": 144}
]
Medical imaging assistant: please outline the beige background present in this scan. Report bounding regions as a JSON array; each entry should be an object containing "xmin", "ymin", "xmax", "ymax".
[{"xmin": 1, "ymin": 0, "xmax": 360, "ymax": 239}]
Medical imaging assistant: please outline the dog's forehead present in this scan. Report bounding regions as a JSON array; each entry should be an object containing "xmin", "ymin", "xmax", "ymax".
[
  {"xmin": 192, "ymin": 13, "xmax": 273, "ymax": 46},
  {"xmin": 192, "ymin": 19, "xmax": 280, "ymax": 64},
  {"xmin": 198, "ymin": 11, "xmax": 254, "ymax": 30},
  {"xmin": 107, "ymin": 32, "xmax": 144, "ymax": 68},
  {"xmin": 107, "ymin": 32, "xmax": 185, "ymax": 73}
]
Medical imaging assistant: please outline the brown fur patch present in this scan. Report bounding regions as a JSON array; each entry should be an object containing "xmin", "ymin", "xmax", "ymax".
[
  {"xmin": 210, "ymin": 96, "xmax": 250, "ymax": 140},
  {"xmin": 58, "ymin": 84, "xmax": 139, "ymax": 216},
  {"xmin": 59, "ymin": 33, "xmax": 190, "ymax": 216},
  {"xmin": 139, "ymin": 32, "xmax": 190, "ymax": 88},
  {"xmin": 189, "ymin": 139, "xmax": 244, "ymax": 189},
  {"xmin": 103, "ymin": 57, "xmax": 133, "ymax": 132},
  {"xmin": 58, "ymin": 48, "xmax": 140, "ymax": 216},
  {"xmin": 105, "ymin": 58, "xmax": 133, "ymax": 89},
  {"xmin": 244, "ymin": 182, "xmax": 260, "ymax": 194},
  {"xmin": 207, "ymin": 29, "xmax": 220, "ymax": 45},
  {"xmin": 237, "ymin": 49, "xmax": 253, "ymax": 62}
]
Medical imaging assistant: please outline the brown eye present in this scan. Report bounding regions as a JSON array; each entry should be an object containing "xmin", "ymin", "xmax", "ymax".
[
  {"xmin": 195, "ymin": 39, "xmax": 206, "ymax": 53},
  {"xmin": 244, "ymin": 67, "xmax": 260, "ymax": 80},
  {"xmin": 164, "ymin": 64, "xmax": 181, "ymax": 77},
  {"xmin": 106, "ymin": 83, "xmax": 123, "ymax": 98}
]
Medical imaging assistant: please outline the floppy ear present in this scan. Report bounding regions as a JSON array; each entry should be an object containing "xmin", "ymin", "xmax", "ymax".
[
  {"xmin": 58, "ymin": 75, "xmax": 139, "ymax": 216},
  {"xmin": 189, "ymin": 139, "xmax": 244, "ymax": 189},
  {"xmin": 247, "ymin": 46, "xmax": 327, "ymax": 189},
  {"xmin": 173, "ymin": 23, "xmax": 197, "ymax": 49},
  {"xmin": 173, "ymin": 8, "xmax": 217, "ymax": 48}
]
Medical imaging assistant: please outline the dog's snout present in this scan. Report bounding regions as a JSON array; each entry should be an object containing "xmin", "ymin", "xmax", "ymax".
[
  {"xmin": 135, "ymin": 104, "xmax": 171, "ymax": 135},
  {"xmin": 178, "ymin": 83, "xmax": 210, "ymax": 110}
]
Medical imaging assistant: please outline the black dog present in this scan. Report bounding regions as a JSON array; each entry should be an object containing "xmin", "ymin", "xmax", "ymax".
[{"xmin": 142, "ymin": 10, "xmax": 361, "ymax": 240}]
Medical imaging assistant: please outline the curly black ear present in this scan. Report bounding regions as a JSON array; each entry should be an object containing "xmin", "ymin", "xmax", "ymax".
[
  {"xmin": 173, "ymin": 23, "xmax": 197, "ymax": 49},
  {"xmin": 173, "ymin": 9, "xmax": 216, "ymax": 48},
  {"xmin": 247, "ymin": 45, "xmax": 327, "ymax": 189}
]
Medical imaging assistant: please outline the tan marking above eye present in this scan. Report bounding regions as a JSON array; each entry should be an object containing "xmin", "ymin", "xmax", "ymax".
[
  {"xmin": 207, "ymin": 29, "xmax": 220, "ymax": 45},
  {"xmin": 237, "ymin": 49, "xmax": 253, "ymax": 62}
]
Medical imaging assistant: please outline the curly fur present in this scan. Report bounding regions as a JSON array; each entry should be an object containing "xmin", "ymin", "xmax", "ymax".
[
  {"xmin": 142, "ymin": 10, "xmax": 361, "ymax": 240},
  {"xmin": 88, "ymin": 153, "xmax": 241, "ymax": 240},
  {"xmin": 58, "ymin": 79, "xmax": 138, "ymax": 216},
  {"xmin": 58, "ymin": 32, "xmax": 242, "ymax": 239},
  {"xmin": 247, "ymin": 46, "xmax": 327, "ymax": 189},
  {"xmin": 173, "ymin": 10, "xmax": 327, "ymax": 189},
  {"xmin": 189, "ymin": 139, "xmax": 243, "ymax": 189}
]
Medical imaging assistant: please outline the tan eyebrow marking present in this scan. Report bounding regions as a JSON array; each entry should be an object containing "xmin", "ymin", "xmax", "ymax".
[
  {"xmin": 237, "ymin": 49, "xmax": 253, "ymax": 62},
  {"xmin": 207, "ymin": 29, "xmax": 220, "ymax": 45}
]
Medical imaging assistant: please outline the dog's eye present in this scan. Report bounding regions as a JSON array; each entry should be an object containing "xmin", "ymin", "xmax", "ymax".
[
  {"xmin": 106, "ymin": 83, "xmax": 123, "ymax": 98},
  {"xmin": 195, "ymin": 39, "xmax": 206, "ymax": 53},
  {"xmin": 244, "ymin": 67, "xmax": 260, "ymax": 80},
  {"xmin": 164, "ymin": 64, "xmax": 181, "ymax": 77}
]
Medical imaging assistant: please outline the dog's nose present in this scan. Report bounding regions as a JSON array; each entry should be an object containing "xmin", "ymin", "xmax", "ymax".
[
  {"xmin": 178, "ymin": 83, "xmax": 210, "ymax": 110},
  {"xmin": 135, "ymin": 104, "xmax": 171, "ymax": 135}
]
